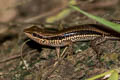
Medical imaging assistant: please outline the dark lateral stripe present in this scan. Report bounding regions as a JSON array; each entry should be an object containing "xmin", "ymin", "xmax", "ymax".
[{"xmin": 33, "ymin": 30, "xmax": 106, "ymax": 40}]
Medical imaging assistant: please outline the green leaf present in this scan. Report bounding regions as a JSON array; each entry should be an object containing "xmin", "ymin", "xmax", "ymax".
[
  {"xmin": 69, "ymin": 5, "xmax": 120, "ymax": 33},
  {"xmin": 86, "ymin": 70, "xmax": 114, "ymax": 80},
  {"xmin": 108, "ymin": 70, "xmax": 119, "ymax": 80},
  {"xmin": 46, "ymin": 8, "xmax": 73, "ymax": 23},
  {"xmin": 46, "ymin": 0, "xmax": 77, "ymax": 23}
]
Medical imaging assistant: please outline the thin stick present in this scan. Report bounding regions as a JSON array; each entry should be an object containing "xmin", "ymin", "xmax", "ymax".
[
  {"xmin": 20, "ymin": 39, "xmax": 31, "ymax": 70},
  {"xmin": 60, "ymin": 46, "xmax": 69, "ymax": 58}
]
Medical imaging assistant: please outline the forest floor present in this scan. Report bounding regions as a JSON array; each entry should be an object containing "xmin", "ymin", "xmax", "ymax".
[{"xmin": 0, "ymin": 0, "xmax": 120, "ymax": 80}]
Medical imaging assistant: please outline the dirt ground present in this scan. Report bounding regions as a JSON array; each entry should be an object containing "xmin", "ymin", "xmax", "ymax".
[{"xmin": 0, "ymin": 0, "xmax": 120, "ymax": 80}]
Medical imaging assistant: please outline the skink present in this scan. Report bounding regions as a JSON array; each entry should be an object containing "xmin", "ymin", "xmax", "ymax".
[{"xmin": 24, "ymin": 20, "xmax": 120, "ymax": 47}]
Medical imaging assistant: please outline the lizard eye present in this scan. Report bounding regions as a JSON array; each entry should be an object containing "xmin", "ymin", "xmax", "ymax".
[{"xmin": 32, "ymin": 33, "xmax": 38, "ymax": 37}]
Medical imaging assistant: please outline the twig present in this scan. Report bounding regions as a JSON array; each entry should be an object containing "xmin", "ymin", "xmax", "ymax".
[
  {"xmin": 23, "ymin": 0, "xmax": 68, "ymax": 23},
  {"xmin": 42, "ymin": 60, "xmax": 62, "ymax": 80},
  {"xmin": 0, "ymin": 48, "xmax": 37, "ymax": 64}
]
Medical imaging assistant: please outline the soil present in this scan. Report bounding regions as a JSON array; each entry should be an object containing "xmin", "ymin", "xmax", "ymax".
[{"xmin": 0, "ymin": 0, "xmax": 120, "ymax": 80}]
